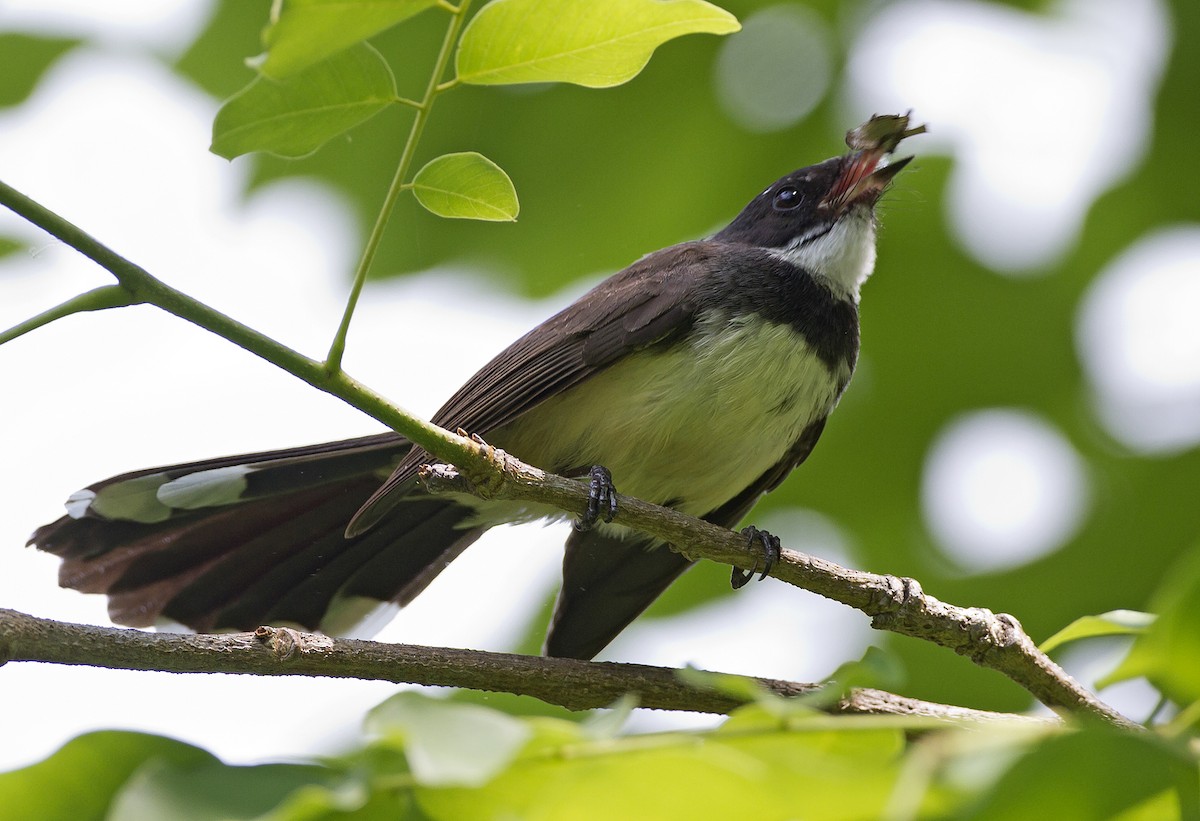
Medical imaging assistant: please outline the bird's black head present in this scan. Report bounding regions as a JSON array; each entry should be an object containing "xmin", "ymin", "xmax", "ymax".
[{"xmin": 713, "ymin": 137, "xmax": 914, "ymax": 301}]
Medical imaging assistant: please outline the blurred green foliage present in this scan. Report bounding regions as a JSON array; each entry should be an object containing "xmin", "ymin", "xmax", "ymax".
[
  {"xmin": 3, "ymin": 693, "xmax": 1195, "ymax": 819},
  {"xmin": 0, "ymin": 731, "xmax": 217, "ymax": 821},
  {"xmin": 0, "ymin": 33, "xmax": 79, "ymax": 108}
]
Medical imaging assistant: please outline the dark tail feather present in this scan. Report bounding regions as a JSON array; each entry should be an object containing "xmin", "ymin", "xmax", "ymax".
[
  {"xmin": 28, "ymin": 437, "xmax": 480, "ymax": 636},
  {"xmin": 106, "ymin": 484, "xmax": 364, "ymax": 628},
  {"xmin": 545, "ymin": 529, "xmax": 693, "ymax": 660},
  {"xmin": 224, "ymin": 497, "xmax": 483, "ymax": 631}
]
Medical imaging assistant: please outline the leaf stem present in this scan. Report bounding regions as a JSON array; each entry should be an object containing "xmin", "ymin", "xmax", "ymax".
[
  {"xmin": 323, "ymin": 0, "xmax": 473, "ymax": 374},
  {"xmin": 0, "ymin": 284, "xmax": 136, "ymax": 346},
  {"xmin": 1162, "ymin": 697, "xmax": 1200, "ymax": 738}
]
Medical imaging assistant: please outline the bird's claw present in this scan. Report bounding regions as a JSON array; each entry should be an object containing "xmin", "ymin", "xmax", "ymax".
[
  {"xmin": 575, "ymin": 465, "xmax": 618, "ymax": 531},
  {"xmin": 731, "ymin": 525, "xmax": 781, "ymax": 589}
]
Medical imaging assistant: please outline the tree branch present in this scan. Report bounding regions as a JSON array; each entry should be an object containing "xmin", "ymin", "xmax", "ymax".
[
  {"xmin": 0, "ymin": 609, "xmax": 1045, "ymax": 725},
  {"xmin": 421, "ymin": 459, "xmax": 1135, "ymax": 730}
]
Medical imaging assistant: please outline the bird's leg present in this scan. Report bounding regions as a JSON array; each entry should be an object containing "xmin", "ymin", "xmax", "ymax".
[
  {"xmin": 731, "ymin": 524, "xmax": 781, "ymax": 589},
  {"xmin": 574, "ymin": 465, "xmax": 618, "ymax": 531}
]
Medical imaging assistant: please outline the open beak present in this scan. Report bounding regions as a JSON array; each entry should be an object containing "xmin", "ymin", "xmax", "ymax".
[{"xmin": 820, "ymin": 112, "xmax": 924, "ymax": 214}]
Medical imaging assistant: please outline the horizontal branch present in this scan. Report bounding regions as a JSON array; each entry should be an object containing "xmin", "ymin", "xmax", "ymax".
[{"xmin": 0, "ymin": 609, "xmax": 1044, "ymax": 725}]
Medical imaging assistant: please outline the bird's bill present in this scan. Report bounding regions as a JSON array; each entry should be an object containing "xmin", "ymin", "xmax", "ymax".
[
  {"xmin": 821, "ymin": 111, "xmax": 924, "ymax": 214},
  {"xmin": 821, "ymin": 151, "xmax": 913, "ymax": 214}
]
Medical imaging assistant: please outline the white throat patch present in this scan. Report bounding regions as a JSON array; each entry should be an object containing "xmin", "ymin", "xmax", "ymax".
[{"xmin": 770, "ymin": 208, "xmax": 878, "ymax": 302}]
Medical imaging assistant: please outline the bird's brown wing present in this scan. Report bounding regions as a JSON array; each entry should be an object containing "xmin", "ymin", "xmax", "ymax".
[{"xmin": 345, "ymin": 243, "xmax": 728, "ymax": 535}]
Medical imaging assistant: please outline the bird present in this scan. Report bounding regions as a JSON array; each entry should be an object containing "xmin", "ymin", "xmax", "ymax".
[{"xmin": 29, "ymin": 115, "xmax": 921, "ymax": 661}]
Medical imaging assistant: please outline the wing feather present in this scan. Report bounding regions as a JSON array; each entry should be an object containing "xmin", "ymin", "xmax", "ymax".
[{"xmin": 347, "ymin": 242, "xmax": 723, "ymax": 534}]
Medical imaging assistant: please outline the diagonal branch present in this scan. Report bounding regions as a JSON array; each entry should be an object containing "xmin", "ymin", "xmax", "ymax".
[
  {"xmin": 420, "ymin": 459, "xmax": 1135, "ymax": 730},
  {"xmin": 0, "ymin": 609, "xmax": 1047, "ymax": 725}
]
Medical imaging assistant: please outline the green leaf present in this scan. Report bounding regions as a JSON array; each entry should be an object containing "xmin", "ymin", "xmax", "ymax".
[
  {"xmin": 0, "ymin": 731, "xmax": 216, "ymax": 821},
  {"xmin": 580, "ymin": 694, "xmax": 639, "ymax": 739},
  {"xmin": 1039, "ymin": 609, "xmax": 1155, "ymax": 654},
  {"xmin": 211, "ymin": 42, "xmax": 396, "ymax": 159},
  {"xmin": 0, "ymin": 33, "xmax": 80, "ymax": 108},
  {"xmin": 675, "ymin": 665, "xmax": 816, "ymax": 720},
  {"xmin": 960, "ymin": 725, "xmax": 1197, "ymax": 820},
  {"xmin": 455, "ymin": 0, "xmax": 740, "ymax": 88},
  {"xmin": 411, "ymin": 152, "xmax": 519, "ymax": 221},
  {"xmin": 109, "ymin": 760, "xmax": 338, "ymax": 821},
  {"xmin": 826, "ymin": 646, "xmax": 906, "ymax": 694},
  {"xmin": 445, "ymin": 688, "xmax": 582, "ymax": 722},
  {"xmin": 678, "ymin": 649, "xmax": 904, "ymax": 716},
  {"xmin": 365, "ymin": 692, "xmax": 532, "ymax": 786},
  {"xmin": 1100, "ymin": 548, "xmax": 1200, "ymax": 701},
  {"xmin": 261, "ymin": 785, "xmax": 417, "ymax": 821},
  {"xmin": 418, "ymin": 718, "xmax": 918, "ymax": 820},
  {"xmin": 676, "ymin": 665, "xmax": 779, "ymax": 703},
  {"xmin": 258, "ymin": 0, "xmax": 438, "ymax": 79}
]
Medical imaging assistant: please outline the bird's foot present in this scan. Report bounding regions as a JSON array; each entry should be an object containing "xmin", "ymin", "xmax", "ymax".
[
  {"xmin": 731, "ymin": 525, "xmax": 781, "ymax": 589},
  {"xmin": 574, "ymin": 465, "xmax": 618, "ymax": 531}
]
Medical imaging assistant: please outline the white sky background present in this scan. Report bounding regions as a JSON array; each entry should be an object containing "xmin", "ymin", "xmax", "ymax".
[{"xmin": 0, "ymin": 0, "xmax": 1186, "ymax": 770}]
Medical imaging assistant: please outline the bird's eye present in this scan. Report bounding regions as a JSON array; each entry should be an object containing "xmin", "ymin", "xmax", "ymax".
[{"xmin": 772, "ymin": 187, "xmax": 802, "ymax": 211}]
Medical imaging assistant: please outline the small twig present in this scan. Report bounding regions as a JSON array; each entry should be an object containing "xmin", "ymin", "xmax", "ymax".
[
  {"xmin": 323, "ymin": 0, "xmax": 473, "ymax": 374},
  {"xmin": 0, "ymin": 284, "xmax": 136, "ymax": 345},
  {"xmin": 0, "ymin": 609, "xmax": 1046, "ymax": 724}
]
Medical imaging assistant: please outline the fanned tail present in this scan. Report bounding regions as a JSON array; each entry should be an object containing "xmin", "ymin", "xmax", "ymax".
[{"xmin": 29, "ymin": 433, "xmax": 481, "ymax": 636}]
